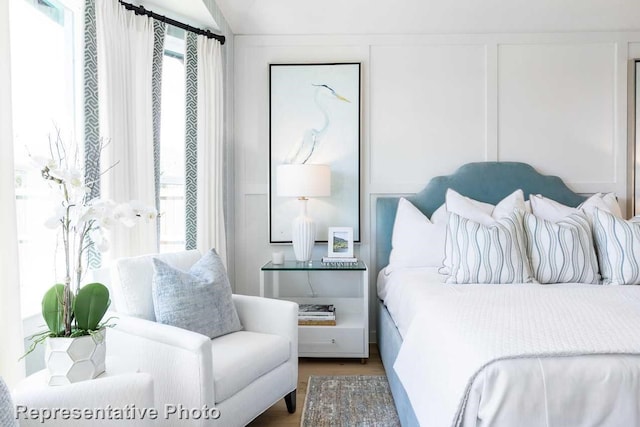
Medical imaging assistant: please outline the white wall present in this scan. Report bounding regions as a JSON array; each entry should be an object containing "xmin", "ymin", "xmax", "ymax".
[{"xmin": 233, "ymin": 32, "xmax": 640, "ymax": 340}]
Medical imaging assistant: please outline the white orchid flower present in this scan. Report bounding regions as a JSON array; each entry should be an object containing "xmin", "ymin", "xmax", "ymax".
[
  {"xmin": 125, "ymin": 200, "xmax": 157, "ymax": 223},
  {"xmin": 47, "ymin": 168, "xmax": 67, "ymax": 182},
  {"xmin": 66, "ymin": 169, "xmax": 84, "ymax": 189},
  {"xmin": 80, "ymin": 199, "xmax": 115, "ymax": 225},
  {"xmin": 30, "ymin": 155, "xmax": 57, "ymax": 171},
  {"xmin": 78, "ymin": 205, "xmax": 98, "ymax": 224},
  {"xmin": 97, "ymin": 215, "xmax": 116, "ymax": 230},
  {"xmin": 50, "ymin": 168, "xmax": 85, "ymax": 189},
  {"xmin": 113, "ymin": 202, "xmax": 137, "ymax": 228},
  {"xmin": 131, "ymin": 201, "xmax": 158, "ymax": 223},
  {"xmin": 89, "ymin": 228, "xmax": 110, "ymax": 252},
  {"xmin": 128, "ymin": 200, "xmax": 146, "ymax": 214},
  {"xmin": 91, "ymin": 198, "xmax": 116, "ymax": 210},
  {"xmin": 141, "ymin": 207, "xmax": 158, "ymax": 222},
  {"xmin": 44, "ymin": 206, "xmax": 66, "ymax": 229},
  {"xmin": 66, "ymin": 171, "xmax": 90, "ymax": 199},
  {"xmin": 77, "ymin": 205, "xmax": 102, "ymax": 226}
]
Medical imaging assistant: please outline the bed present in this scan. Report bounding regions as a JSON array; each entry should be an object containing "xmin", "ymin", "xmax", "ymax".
[{"xmin": 375, "ymin": 162, "xmax": 640, "ymax": 427}]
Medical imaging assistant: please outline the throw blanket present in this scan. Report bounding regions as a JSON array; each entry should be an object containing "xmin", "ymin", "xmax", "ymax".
[{"xmin": 393, "ymin": 284, "xmax": 640, "ymax": 427}]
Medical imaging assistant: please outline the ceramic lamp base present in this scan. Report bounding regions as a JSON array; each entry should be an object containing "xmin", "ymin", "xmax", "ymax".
[{"xmin": 292, "ymin": 199, "xmax": 316, "ymax": 262}]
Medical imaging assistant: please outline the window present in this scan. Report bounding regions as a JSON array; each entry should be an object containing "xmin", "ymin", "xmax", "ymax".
[
  {"xmin": 159, "ymin": 28, "xmax": 187, "ymax": 253},
  {"xmin": 11, "ymin": 6, "xmax": 188, "ymax": 316},
  {"xmin": 11, "ymin": 0, "xmax": 82, "ymax": 317}
]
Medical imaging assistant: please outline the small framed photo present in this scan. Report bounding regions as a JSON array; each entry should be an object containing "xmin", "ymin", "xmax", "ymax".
[{"xmin": 327, "ymin": 227, "xmax": 354, "ymax": 258}]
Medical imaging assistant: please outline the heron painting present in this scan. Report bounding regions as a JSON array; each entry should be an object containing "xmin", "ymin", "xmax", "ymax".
[
  {"xmin": 269, "ymin": 63, "xmax": 361, "ymax": 244},
  {"xmin": 284, "ymin": 84, "xmax": 351, "ymax": 165}
]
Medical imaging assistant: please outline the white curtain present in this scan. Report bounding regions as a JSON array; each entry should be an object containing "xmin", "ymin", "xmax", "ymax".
[
  {"xmin": 196, "ymin": 36, "xmax": 227, "ymax": 265},
  {"xmin": 96, "ymin": 0, "xmax": 157, "ymax": 259},
  {"xmin": 0, "ymin": 0, "xmax": 25, "ymax": 387}
]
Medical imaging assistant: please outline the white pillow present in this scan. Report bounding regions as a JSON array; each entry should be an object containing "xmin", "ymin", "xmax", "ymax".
[
  {"xmin": 431, "ymin": 203, "xmax": 448, "ymax": 224},
  {"xmin": 581, "ymin": 193, "xmax": 623, "ymax": 218},
  {"xmin": 112, "ymin": 250, "xmax": 202, "ymax": 321},
  {"xmin": 523, "ymin": 211, "xmax": 600, "ymax": 284},
  {"xmin": 529, "ymin": 195, "xmax": 575, "ymax": 222},
  {"xmin": 446, "ymin": 189, "xmax": 527, "ymax": 225},
  {"xmin": 530, "ymin": 193, "xmax": 622, "ymax": 222},
  {"xmin": 444, "ymin": 210, "xmax": 535, "ymax": 284},
  {"xmin": 592, "ymin": 208, "xmax": 640, "ymax": 285},
  {"xmin": 441, "ymin": 189, "xmax": 527, "ymax": 274},
  {"xmin": 388, "ymin": 198, "xmax": 446, "ymax": 270}
]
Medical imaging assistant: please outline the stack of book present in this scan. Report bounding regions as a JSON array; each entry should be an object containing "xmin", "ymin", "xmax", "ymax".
[
  {"xmin": 298, "ymin": 304, "xmax": 336, "ymax": 326},
  {"xmin": 321, "ymin": 256, "xmax": 358, "ymax": 266}
]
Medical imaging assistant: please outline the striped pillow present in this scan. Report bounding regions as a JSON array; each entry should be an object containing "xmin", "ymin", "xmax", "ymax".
[
  {"xmin": 592, "ymin": 209, "xmax": 640, "ymax": 285},
  {"xmin": 523, "ymin": 211, "xmax": 600, "ymax": 284},
  {"xmin": 444, "ymin": 210, "xmax": 535, "ymax": 284}
]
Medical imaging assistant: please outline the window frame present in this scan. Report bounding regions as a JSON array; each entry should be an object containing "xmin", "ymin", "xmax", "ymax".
[{"xmin": 11, "ymin": 0, "xmax": 84, "ymax": 320}]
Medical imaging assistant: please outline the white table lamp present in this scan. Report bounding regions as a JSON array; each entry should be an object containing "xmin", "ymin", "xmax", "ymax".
[{"xmin": 277, "ymin": 164, "xmax": 331, "ymax": 262}]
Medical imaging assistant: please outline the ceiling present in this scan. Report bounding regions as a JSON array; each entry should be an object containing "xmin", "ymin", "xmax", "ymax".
[
  {"xmin": 214, "ymin": 0, "xmax": 640, "ymax": 35},
  {"xmin": 134, "ymin": 0, "xmax": 221, "ymax": 31}
]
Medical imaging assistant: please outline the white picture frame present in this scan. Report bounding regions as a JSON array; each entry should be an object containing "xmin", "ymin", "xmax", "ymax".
[{"xmin": 327, "ymin": 227, "xmax": 354, "ymax": 258}]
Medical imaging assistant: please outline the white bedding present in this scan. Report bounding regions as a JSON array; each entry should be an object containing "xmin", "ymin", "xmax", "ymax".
[
  {"xmin": 377, "ymin": 266, "xmax": 445, "ymax": 338},
  {"xmin": 379, "ymin": 269, "xmax": 640, "ymax": 427}
]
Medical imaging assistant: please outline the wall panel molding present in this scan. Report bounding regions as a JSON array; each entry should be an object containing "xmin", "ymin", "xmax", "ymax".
[
  {"xmin": 497, "ymin": 42, "xmax": 620, "ymax": 198},
  {"xmin": 235, "ymin": 32, "xmax": 640, "ymax": 49},
  {"xmin": 369, "ymin": 43, "xmax": 488, "ymax": 188},
  {"xmin": 485, "ymin": 43, "xmax": 499, "ymax": 160}
]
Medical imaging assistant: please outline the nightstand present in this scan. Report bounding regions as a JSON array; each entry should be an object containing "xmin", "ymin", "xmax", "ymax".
[{"xmin": 260, "ymin": 260, "xmax": 369, "ymax": 361}]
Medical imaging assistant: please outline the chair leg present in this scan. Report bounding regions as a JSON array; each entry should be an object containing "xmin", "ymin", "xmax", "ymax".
[{"xmin": 284, "ymin": 389, "xmax": 296, "ymax": 413}]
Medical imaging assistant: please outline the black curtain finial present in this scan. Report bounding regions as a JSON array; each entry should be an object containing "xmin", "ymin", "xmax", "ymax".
[{"xmin": 118, "ymin": 0, "xmax": 225, "ymax": 45}]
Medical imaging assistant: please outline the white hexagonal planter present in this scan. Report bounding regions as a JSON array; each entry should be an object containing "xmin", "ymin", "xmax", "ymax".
[{"xmin": 45, "ymin": 329, "xmax": 106, "ymax": 386}]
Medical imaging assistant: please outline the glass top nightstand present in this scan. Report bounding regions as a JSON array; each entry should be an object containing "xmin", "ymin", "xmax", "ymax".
[
  {"xmin": 261, "ymin": 260, "xmax": 367, "ymax": 271},
  {"xmin": 259, "ymin": 259, "xmax": 369, "ymax": 360}
]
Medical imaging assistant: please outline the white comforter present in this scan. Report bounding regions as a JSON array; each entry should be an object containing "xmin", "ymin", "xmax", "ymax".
[{"xmin": 381, "ymin": 269, "xmax": 640, "ymax": 427}]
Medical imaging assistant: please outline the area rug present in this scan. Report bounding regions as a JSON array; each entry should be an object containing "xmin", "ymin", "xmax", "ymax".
[{"xmin": 301, "ymin": 375, "xmax": 401, "ymax": 427}]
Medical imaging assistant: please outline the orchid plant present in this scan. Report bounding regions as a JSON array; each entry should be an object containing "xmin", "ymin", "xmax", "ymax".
[{"xmin": 26, "ymin": 130, "xmax": 156, "ymax": 346}]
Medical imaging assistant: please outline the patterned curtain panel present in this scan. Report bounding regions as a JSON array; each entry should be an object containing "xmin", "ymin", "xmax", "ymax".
[
  {"xmin": 196, "ymin": 34, "xmax": 226, "ymax": 265},
  {"xmin": 95, "ymin": 0, "xmax": 158, "ymax": 259},
  {"xmin": 84, "ymin": 0, "xmax": 101, "ymax": 268},
  {"xmin": 152, "ymin": 20, "xmax": 165, "ymax": 243},
  {"xmin": 185, "ymin": 32, "xmax": 198, "ymax": 250},
  {"xmin": 86, "ymin": 1, "xmax": 165, "ymax": 258},
  {"xmin": 184, "ymin": 33, "xmax": 227, "ymax": 263},
  {"xmin": 84, "ymin": 0, "xmax": 100, "ymax": 201}
]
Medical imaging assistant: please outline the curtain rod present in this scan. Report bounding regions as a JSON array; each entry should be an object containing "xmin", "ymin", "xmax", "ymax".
[{"xmin": 118, "ymin": 0, "xmax": 226, "ymax": 45}]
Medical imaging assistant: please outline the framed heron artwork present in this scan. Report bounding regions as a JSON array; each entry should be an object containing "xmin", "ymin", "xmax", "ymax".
[{"xmin": 269, "ymin": 62, "xmax": 361, "ymax": 244}]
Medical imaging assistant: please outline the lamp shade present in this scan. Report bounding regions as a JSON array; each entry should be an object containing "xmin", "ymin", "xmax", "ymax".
[{"xmin": 277, "ymin": 164, "xmax": 331, "ymax": 198}]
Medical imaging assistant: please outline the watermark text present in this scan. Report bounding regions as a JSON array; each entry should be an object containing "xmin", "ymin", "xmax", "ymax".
[{"xmin": 16, "ymin": 404, "xmax": 221, "ymax": 422}]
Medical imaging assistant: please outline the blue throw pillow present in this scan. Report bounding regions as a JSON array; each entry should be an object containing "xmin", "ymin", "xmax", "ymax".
[{"xmin": 151, "ymin": 249, "xmax": 242, "ymax": 338}]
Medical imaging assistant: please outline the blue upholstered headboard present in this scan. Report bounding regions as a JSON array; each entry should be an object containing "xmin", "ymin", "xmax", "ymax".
[{"xmin": 375, "ymin": 162, "xmax": 586, "ymax": 275}]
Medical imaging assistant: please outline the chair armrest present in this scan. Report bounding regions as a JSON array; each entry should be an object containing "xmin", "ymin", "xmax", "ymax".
[
  {"xmin": 13, "ymin": 372, "xmax": 155, "ymax": 426},
  {"xmin": 232, "ymin": 295, "xmax": 298, "ymax": 344},
  {"xmin": 107, "ymin": 312, "xmax": 215, "ymax": 411},
  {"xmin": 108, "ymin": 312, "xmax": 210, "ymax": 352}
]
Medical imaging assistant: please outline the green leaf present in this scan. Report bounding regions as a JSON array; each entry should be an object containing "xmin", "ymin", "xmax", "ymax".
[
  {"xmin": 74, "ymin": 282, "xmax": 110, "ymax": 331},
  {"xmin": 41, "ymin": 284, "xmax": 65, "ymax": 334}
]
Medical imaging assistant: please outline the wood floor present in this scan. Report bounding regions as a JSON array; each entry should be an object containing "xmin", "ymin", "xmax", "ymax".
[{"xmin": 248, "ymin": 344, "xmax": 386, "ymax": 426}]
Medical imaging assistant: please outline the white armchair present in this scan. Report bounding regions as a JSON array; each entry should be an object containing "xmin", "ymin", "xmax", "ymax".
[{"xmin": 107, "ymin": 250, "xmax": 298, "ymax": 426}]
